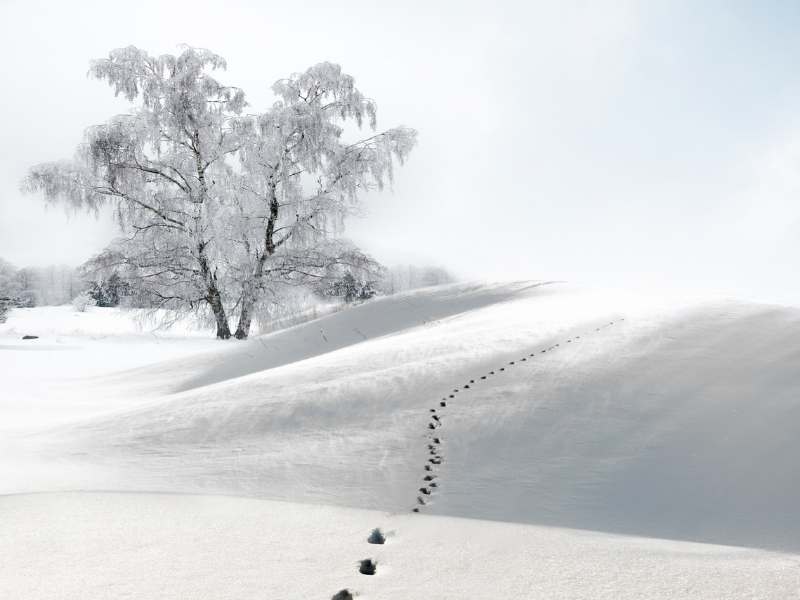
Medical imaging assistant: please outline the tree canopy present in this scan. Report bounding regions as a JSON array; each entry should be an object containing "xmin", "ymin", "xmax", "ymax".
[{"xmin": 24, "ymin": 46, "xmax": 416, "ymax": 338}]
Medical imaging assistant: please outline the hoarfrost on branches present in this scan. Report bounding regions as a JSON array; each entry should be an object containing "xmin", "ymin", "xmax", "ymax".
[{"xmin": 23, "ymin": 46, "xmax": 416, "ymax": 339}]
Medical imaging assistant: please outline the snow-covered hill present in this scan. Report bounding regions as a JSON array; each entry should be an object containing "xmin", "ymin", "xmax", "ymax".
[{"xmin": 2, "ymin": 281, "xmax": 800, "ymax": 598}]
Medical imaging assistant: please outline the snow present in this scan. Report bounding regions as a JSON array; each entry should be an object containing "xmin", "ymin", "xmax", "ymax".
[
  {"xmin": 2, "ymin": 281, "xmax": 800, "ymax": 598},
  {"xmin": 2, "ymin": 493, "xmax": 799, "ymax": 600}
]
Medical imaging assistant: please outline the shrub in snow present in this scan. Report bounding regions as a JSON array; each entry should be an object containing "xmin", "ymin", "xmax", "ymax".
[
  {"xmin": 71, "ymin": 292, "xmax": 94, "ymax": 312},
  {"xmin": 88, "ymin": 272, "xmax": 130, "ymax": 307},
  {"xmin": 320, "ymin": 272, "xmax": 379, "ymax": 304}
]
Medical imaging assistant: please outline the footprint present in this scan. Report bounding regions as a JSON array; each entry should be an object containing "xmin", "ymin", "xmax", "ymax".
[
  {"xmin": 464, "ymin": 385, "xmax": 470, "ymax": 389},
  {"xmin": 499, "ymin": 367, "xmax": 505, "ymax": 371},
  {"xmin": 331, "ymin": 590, "xmax": 354, "ymax": 600},
  {"xmin": 470, "ymin": 379, "xmax": 475, "ymax": 383},
  {"xmin": 419, "ymin": 487, "xmax": 431, "ymax": 495},
  {"xmin": 424, "ymin": 465, "xmax": 433, "ymax": 471},
  {"xmin": 440, "ymin": 401, "xmax": 446, "ymax": 407},
  {"xmin": 432, "ymin": 437, "xmax": 441, "ymax": 444},
  {"xmin": 480, "ymin": 376, "xmax": 487, "ymax": 379},
  {"xmin": 423, "ymin": 474, "xmax": 436, "ymax": 481},
  {"xmin": 509, "ymin": 361, "xmax": 514, "ymax": 365},
  {"xmin": 427, "ymin": 423, "xmax": 437, "ymax": 430},
  {"xmin": 359, "ymin": 559, "xmax": 377, "ymax": 575},
  {"xmin": 367, "ymin": 528, "xmax": 386, "ymax": 545}
]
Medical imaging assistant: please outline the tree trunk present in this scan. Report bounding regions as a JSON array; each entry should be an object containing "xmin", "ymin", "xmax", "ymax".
[
  {"xmin": 234, "ymin": 286, "xmax": 255, "ymax": 339},
  {"xmin": 208, "ymin": 285, "xmax": 231, "ymax": 339},
  {"xmin": 234, "ymin": 182, "xmax": 278, "ymax": 340}
]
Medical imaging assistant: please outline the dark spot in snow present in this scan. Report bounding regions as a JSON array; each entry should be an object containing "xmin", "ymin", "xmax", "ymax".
[
  {"xmin": 21, "ymin": 335, "xmax": 38, "ymax": 340},
  {"xmin": 359, "ymin": 559, "xmax": 377, "ymax": 575},
  {"xmin": 367, "ymin": 528, "xmax": 386, "ymax": 544}
]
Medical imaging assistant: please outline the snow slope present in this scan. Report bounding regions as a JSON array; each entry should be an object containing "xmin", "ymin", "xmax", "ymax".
[
  {"xmin": 2, "ymin": 493, "xmax": 798, "ymax": 600},
  {"xmin": 2, "ymin": 281, "xmax": 800, "ymax": 598}
]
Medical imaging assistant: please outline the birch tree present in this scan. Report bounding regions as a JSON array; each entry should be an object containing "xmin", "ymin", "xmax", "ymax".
[
  {"xmin": 23, "ymin": 47, "xmax": 416, "ymax": 339},
  {"xmin": 24, "ymin": 46, "xmax": 245, "ymax": 338},
  {"xmin": 229, "ymin": 62, "xmax": 416, "ymax": 338}
]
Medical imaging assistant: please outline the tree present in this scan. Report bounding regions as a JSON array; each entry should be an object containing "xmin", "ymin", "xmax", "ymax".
[
  {"xmin": 23, "ymin": 46, "xmax": 416, "ymax": 339},
  {"xmin": 24, "ymin": 46, "xmax": 246, "ymax": 338},
  {"xmin": 0, "ymin": 258, "xmax": 21, "ymax": 300},
  {"xmin": 226, "ymin": 62, "xmax": 415, "ymax": 338}
]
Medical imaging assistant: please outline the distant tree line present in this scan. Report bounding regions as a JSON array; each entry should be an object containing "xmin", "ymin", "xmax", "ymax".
[
  {"xmin": 0, "ymin": 258, "xmax": 86, "ymax": 308},
  {"xmin": 0, "ymin": 252, "xmax": 456, "ymax": 325}
]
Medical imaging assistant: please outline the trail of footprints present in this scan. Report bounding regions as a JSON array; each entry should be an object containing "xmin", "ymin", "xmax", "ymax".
[{"xmin": 330, "ymin": 319, "xmax": 622, "ymax": 599}]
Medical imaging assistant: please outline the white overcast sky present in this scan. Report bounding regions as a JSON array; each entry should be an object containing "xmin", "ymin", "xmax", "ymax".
[{"xmin": 1, "ymin": 0, "xmax": 800, "ymax": 305}]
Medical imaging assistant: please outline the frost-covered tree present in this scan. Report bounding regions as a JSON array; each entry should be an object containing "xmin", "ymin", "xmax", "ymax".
[
  {"xmin": 228, "ymin": 62, "xmax": 415, "ymax": 338},
  {"xmin": 24, "ymin": 47, "xmax": 416, "ymax": 339},
  {"xmin": 0, "ymin": 259, "xmax": 21, "ymax": 299},
  {"xmin": 24, "ymin": 46, "xmax": 246, "ymax": 338}
]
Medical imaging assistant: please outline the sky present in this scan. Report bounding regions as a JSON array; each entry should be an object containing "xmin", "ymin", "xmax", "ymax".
[{"xmin": 1, "ymin": 0, "xmax": 800, "ymax": 305}]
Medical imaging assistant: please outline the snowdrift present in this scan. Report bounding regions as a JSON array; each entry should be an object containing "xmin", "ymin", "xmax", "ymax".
[{"xmin": 8, "ymin": 281, "xmax": 799, "ymax": 555}]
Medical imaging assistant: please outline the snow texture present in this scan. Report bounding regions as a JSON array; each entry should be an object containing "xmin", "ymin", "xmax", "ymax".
[{"xmin": 2, "ymin": 281, "xmax": 800, "ymax": 598}]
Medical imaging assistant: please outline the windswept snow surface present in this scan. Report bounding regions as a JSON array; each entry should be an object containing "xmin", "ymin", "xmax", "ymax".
[{"xmin": 2, "ymin": 281, "xmax": 800, "ymax": 598}]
